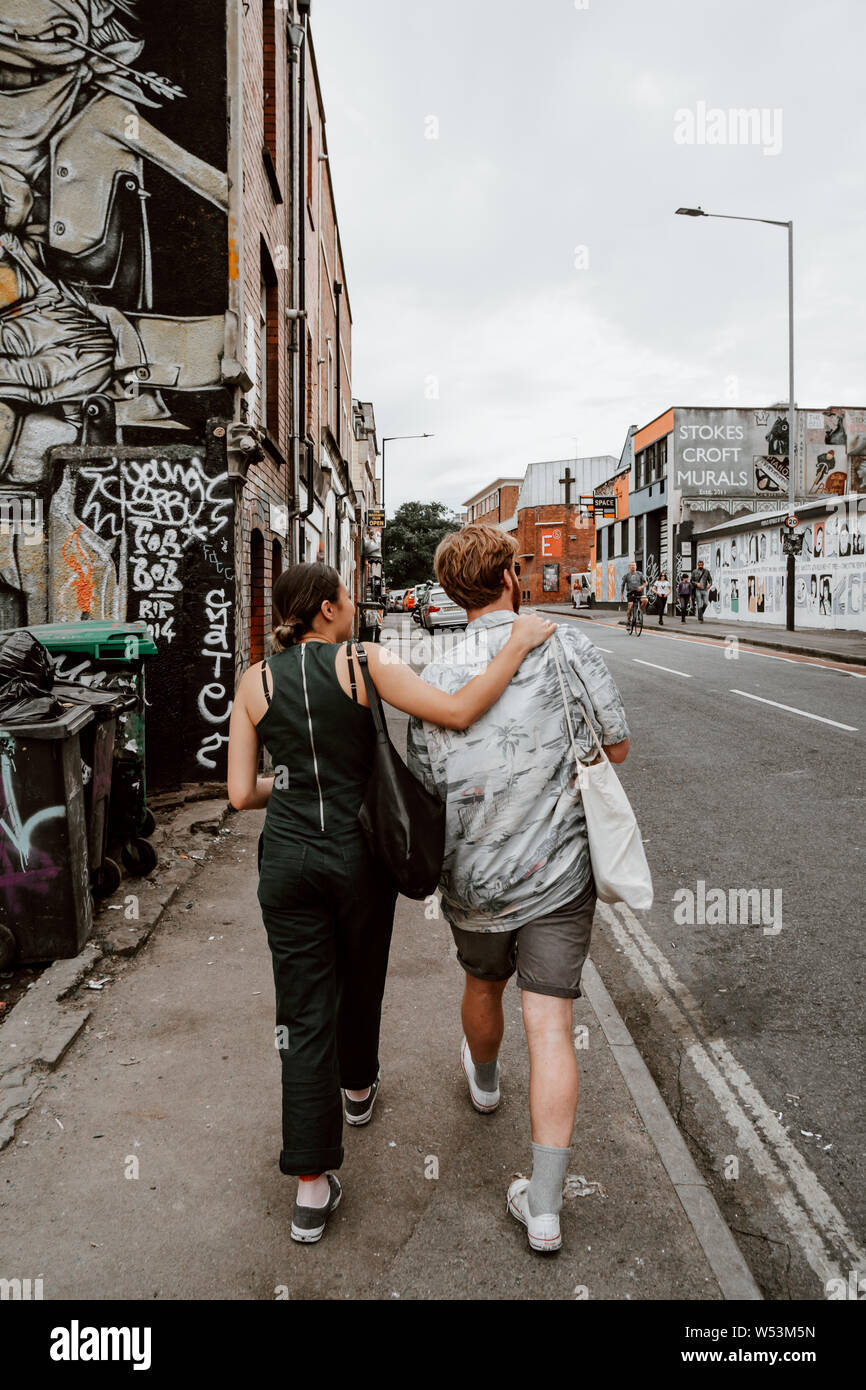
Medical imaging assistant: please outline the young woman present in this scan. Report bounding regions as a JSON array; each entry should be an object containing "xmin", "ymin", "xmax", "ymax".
[
  {"xmin": 651, "ymin": 571, "xmax": 671, "ymax": 625},
  {"xmin": 228, "ymin": 562, "xmax": 555, "ymax": 1244}
]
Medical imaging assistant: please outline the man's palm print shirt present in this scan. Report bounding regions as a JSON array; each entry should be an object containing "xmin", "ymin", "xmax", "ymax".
[{"xmin": 406, "ymin": 613, "xmax": 630, "ymax": 932}]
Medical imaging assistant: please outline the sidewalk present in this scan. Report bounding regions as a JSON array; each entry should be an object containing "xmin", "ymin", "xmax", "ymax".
[
  {"xmin": 0, "ymin": 749, "xmax": 758, "ymax": 1301},
  {"xmin": 538, "ymin": 604, "xmax": 866, "ymax": 665}
]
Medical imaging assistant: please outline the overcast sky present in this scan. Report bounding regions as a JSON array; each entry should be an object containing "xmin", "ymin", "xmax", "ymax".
[{"xmin": 313, "ymin": 0, "xmax": 866, "ymax": 516}]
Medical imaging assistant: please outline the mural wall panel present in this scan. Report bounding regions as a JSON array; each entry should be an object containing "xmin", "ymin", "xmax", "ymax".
[
  {"xmin": 696, "ymin": 501, "xmax": 866, "ymax": 631},
  {"xmin": 0, "ymin": 1, "xmax": 232, "ymax": 783}
]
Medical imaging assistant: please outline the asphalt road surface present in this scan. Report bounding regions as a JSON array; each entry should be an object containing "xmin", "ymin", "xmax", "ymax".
[{"xmin": 390, "ymin": 611, "xmax": 866, "ymax": 1300}]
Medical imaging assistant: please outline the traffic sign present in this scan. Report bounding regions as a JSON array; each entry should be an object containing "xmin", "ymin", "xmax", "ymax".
[{"xmin": 784, "ymin": 514, "xmax": 799, "ymax": 529}]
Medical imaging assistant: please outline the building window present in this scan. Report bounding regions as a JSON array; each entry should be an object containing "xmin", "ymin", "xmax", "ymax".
[
  {"xmin": 258, "ymin": 279, "xmax": 268, "ymax": 431},
  {"xmin": 305, "ymin": 325, "xmax": 313, "ymax": 434},
  {"xmin": 250, "ymin": 528, "xmax": 265, "ymax": 665},
  {"xmin": 635, "ymin": 515, "xmax": 645, "ymax": 559},
  {"xmin": 658, "ymin": 436, "xmax": 667, "ymax": 477},
  {"xmin": 262, "ymin": 0, "xmax": 276, "ymax": 159},
  {"xmin": 272, "ymin": 537, "xmax": 283, "ymax": 584},
  {"xmin": 619, "ymin": 519, "xmax": 628, "ymax": 555},
  {"xmin": 306, "ymin": 114, "xmax": 313, "ymax": 207},
  {"xmin": 326, "ymin": 343, "xmax": 334, "ymax": 432},
  {"xmin": 260, "ymin": 248, "xmax": 278, "ymax": 435}
]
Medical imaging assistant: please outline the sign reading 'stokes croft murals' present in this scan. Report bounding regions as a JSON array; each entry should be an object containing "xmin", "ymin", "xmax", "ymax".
[
  {"xmin": 0, "ymin": 0, "xmax": 233, "ymax": 784},
  {"xmin": 674, "ymin": 407, "xmax": 866, "ymax": 499}
]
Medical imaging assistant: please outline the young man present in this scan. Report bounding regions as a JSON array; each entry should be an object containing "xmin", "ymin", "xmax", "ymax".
[
  {"xmin": 620, "ymin": 561, "xmax": 648, "ymax": 620},
  {"xmin": 406, "ymin": 525, "xmax": 630, "ymax": 1253},
  {"xmin": 691, "ymin": 560, "xmax": 713, "ymax": 622}
]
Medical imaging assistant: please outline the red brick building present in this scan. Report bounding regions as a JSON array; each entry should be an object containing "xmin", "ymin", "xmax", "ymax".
[
  {"xmin": 508, "ymin": 458, "xmax": 619, "ymax": 604},
  {"xmin": 462, "ymin": 479, "xmax": 522, "ymax": 527},
  {"xmin": 233, "ymin": 1, "xmax": 366, "ymax": 675}
]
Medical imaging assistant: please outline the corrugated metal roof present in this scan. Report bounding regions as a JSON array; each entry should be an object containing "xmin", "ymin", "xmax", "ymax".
[{"xmin": 516, "ymin": 456, "xmax": 619, "ymax": 510}]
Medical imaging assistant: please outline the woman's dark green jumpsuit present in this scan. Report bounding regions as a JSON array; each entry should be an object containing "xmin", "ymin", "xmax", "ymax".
[{"xmin": 256, "ymin": 641, "xmax": 397, "ymax": 1176}]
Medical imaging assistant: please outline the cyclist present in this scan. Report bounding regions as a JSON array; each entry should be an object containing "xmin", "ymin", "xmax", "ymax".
[{"xmin": 621, "ymin": 561, "xmax": 649, "ymax": 625}]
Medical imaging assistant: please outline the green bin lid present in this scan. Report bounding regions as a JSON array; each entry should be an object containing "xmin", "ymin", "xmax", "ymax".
[{"xmin": 11, "ymin": 621, "xmax": 158, "ymax": 659}]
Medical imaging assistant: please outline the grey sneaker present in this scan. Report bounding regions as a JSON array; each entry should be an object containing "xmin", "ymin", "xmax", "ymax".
[
  {"xmin": 507, "ymin": 1177, "xmax": 562, "ymax": 1252},
  {"xmin": 460, "ymin": 1036, "xmax": 500, "ymax": 1113},
  {"xmin": 344, "ymin": 1071, "xmax": 381, "ymax": 1127},
  {"xmin": 290, "ymin": 1174, "xmax": 342, "ymax": 1244}
]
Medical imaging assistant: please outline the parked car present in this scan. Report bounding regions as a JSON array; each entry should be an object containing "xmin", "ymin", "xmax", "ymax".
[
  {"xmin": 388, "ymin": 588, "xmax": 406, "ymax": 613},
  {"xmin": 411, "ymin": 582, "xmax": 432, "ymax": 623},
  {"xmin": 571, "ymin": 573, "xmax": 594, "ymax": 608},
  {"xmin": 422, "ymin": 584, "xmax": 468, "ymax": 631}
]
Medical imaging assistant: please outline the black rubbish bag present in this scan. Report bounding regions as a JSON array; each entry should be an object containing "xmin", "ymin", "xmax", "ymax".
[{"xmin": 0, "ymin": 630, "xmax": 64, "ymax": 726}]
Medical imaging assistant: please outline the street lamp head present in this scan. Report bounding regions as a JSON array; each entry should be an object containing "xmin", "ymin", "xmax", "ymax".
[{"xmin": 675, "ymin": 206, "xmax": 707, "ymax": 217}]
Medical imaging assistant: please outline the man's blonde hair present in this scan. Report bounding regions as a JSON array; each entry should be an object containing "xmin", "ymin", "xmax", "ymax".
[{"xmin": 434, "ymin": 524, "xmax": 519, "ymax": 611}]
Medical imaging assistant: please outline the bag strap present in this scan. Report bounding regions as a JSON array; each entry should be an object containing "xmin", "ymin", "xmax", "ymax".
[
  {"xmin": 348, "ymin": 639, "xmax": 388, "ymax": 740},
  {"xmin": 261, "ymin": 659, "xmax": 271, "ymax": 706},
  {"xmin": 551, "ymin": 633, "xmax": 607, "ymax": 767},
  {"xmin": 345, "ymin": 642, "xmax": 359, "ymax": 702}
]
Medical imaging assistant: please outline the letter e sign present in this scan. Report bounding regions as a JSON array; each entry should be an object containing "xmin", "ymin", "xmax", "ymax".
[{"xmin": 540, "ymin": 529, "xmax": 562, "ymax": 558}]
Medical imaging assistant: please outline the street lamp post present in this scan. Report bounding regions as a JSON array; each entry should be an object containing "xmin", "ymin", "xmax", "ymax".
[
  {"xmin": 675, "ymin": 207, "xmax": 796, "ymax": 631},
  {"xmin": 380, "ymin": 433, "xmax": 435, "ymax": 517}
]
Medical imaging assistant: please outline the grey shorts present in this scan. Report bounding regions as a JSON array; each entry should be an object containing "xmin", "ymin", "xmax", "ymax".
[{"xmin": 450, "ymin": 879, "xmax": 597, "ymax": 999}]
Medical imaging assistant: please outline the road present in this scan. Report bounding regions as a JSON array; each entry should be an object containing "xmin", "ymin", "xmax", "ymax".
[{"xmin": 391, "ymin": 610, "xmax": 866, "ymax": 1299}]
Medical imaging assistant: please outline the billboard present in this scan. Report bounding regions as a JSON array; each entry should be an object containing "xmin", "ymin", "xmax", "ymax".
[{"xmin": 674, "ymin": 408, "xmax": 866, "ymax": 498}]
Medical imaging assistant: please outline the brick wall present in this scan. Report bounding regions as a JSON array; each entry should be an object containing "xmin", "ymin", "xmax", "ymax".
[
  {"xmin": 515, "ymin": 504, "xmax": 595, "ymax": 603},
  {"xmin": 236, "ymin": 0, "xmax": 296, "ymax": 671}
]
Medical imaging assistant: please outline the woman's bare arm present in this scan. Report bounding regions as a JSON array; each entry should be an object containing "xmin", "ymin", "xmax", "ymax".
[
  {"xmin": 227, "ymin": 667, "xmax": 275, "ymax": 810},
  {"xmin": 364, "ymin": 613, "xmax": 556, "ymax": 730}
]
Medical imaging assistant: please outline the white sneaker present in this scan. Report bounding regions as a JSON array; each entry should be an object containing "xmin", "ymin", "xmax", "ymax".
[
  {"xmin": 460, "ymin": 1036, "xmax": 500, "ymax": 1113},
  {"xmin": 506, "ymin": 1177, "xmax": 562, "ymax": 1252}
]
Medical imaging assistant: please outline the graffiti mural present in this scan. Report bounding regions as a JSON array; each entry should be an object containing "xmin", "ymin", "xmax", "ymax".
[
  {"xmin": 47, "ymin": 441, "xmax": 234, "ymax": 783},
  {"xmin": 697, "ymin": 500, "xmax": 866, "ymax": 631},
  {"xmin": 0, "ymin": 1, "xmax": 233, "ymax": 783}
]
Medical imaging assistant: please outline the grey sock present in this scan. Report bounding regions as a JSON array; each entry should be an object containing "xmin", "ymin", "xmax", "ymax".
[
  {"xmin": 473, "ymin": 1055, "xmax": 500, "ymax": 1092},
  {"xmin": 527, "ymin": 1142, "xmax": 570, "ymax": 1217}
]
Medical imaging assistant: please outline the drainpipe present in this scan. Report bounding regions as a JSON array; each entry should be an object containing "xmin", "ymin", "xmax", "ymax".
[
  {"xmin": 292, "ymin": 0, "xmax": 314, "ymax": 559},
  {"xmin": 334, "ymin": 278, "xmax": 343, "ymax": 458},
  {"xmin": 223, "ymin": 0, "xmax": 247, "ymax": 397}
]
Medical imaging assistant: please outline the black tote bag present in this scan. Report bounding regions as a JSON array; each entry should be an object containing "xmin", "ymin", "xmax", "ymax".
[{"xmin": 348, "ymin": 640, "xmax": 445, "ymax": 899}]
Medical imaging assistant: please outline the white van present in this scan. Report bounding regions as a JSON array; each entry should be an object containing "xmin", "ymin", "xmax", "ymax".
[{"xmin": 570, "ymin": 572, "xmax": 594, "ymax": 608}]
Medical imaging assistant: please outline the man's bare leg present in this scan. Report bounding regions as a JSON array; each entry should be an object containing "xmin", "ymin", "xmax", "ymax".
[
  {"xmin": 462, "ymin": 975, "xmax": 507, "ymax": 1064},
  {"xmin": 520, "ymin": 991, "xmax": 577, "ymax": 1219},
  {"xmin": 522, "ymin": 992, "xmax": 578, "ymax": 1145}
]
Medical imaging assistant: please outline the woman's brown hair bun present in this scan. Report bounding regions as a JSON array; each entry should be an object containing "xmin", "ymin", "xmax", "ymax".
[{"xmin": 271, "ymin": 563, "xmax": 341, "ymax": 650}]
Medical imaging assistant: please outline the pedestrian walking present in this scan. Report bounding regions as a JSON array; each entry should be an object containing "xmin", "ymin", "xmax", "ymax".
[
  {"xmin": 227, "ymin": 562, "xmax": 554, "ymax": 1244},
  {"xmin": 407, "ymin": 526, "xmax": 630, "ymax": 1254},
  {"xmin": 676, "ymin": 574, "xmax": 692, "ymax": 622},
  {"xmin": 652, "ymin": 572, "xmax": 671, "ymax": 625},
  {"xmin": 691, "ymin": 560, "xmax": 713, "ymax": 623}
]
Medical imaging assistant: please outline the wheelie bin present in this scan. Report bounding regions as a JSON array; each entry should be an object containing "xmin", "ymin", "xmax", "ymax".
[
  {"xmin": 0, "ymin": 705, "xmax": 95, "ymax": 965},
  {"xmin": 52, "ymin": 683, "xmax": 137, "ymax": 898},
  {"xmin": 4, "ymin": 622, "xmax": 160, "ymax": 878}
]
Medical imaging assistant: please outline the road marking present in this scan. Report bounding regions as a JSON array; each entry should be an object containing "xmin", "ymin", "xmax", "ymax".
[
  {"xmin": 550, "ymin": 611, "xmax": 866, "ymax": 676},
  {"xmin": 731, "ymin": 689, "xmax": 858, "ymax": 731},
  {"xmin": 593, "ymin": 645, "xmax": 613, "ymax": 654},
  {"xmin": 632, "ymin": 658, "xmax": 692, "ymax": 678},
  {"xmin": 598, "ymin": 901, "xmax": 866, "ymax": 1291}
]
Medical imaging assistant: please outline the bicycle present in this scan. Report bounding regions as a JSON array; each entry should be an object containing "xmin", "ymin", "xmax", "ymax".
[{"xmin": 625, "ymin": 599, "xmax": 644, "ymax": 636}]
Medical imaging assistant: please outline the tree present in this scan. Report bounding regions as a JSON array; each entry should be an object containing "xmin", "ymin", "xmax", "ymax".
[{"xmin": 381, "ymin": 501, "xmax": 461, "ymax": 587}]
